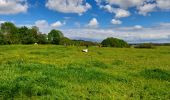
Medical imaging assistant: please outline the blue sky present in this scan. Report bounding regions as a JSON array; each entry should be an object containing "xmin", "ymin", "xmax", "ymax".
[{"xmin": 0, "ymin": 0, "xmax": 170, "ymax": 43}]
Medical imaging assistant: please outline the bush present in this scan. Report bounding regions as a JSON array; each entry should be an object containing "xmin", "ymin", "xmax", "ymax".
[
  {"xmin": 59, "ymin": 37, "xmax": 73, "ymax": 45},
  {"xmin": 134, "ymin": 43, "xmax": 154, "ymax": 49},
  {"xmin": 101, "ymin": 37, "xmax": 129, "ymax": 48}
]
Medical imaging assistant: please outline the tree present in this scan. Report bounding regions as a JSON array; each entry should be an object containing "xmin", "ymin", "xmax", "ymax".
[
  {"xmin": 101, "ymin": 37, "xmax": 129, "ymax": 48},
  {"xmin": 0, "ymin": 22, "xmax": 19, "ymax": 44},
  {"xmin": 0, "ymin": 33, "xmax": 6, "ymax": 45},
  {"xmin": 1, "ymin": 22, "xmax": 18, "ymax": 34},
  {"xmin": 59, "ymin": 37, "xmax": 73, "ymax": 45},
  {"xmin": 134, "ymin": 43, "xmax": 154, "ymax": 49},
  {"xmin": 48, "ymin": 29, "xmax": 64, "ymax": 44},
  {"xmin": 37, "ymin": 34, "xmax": 48, "ymax": 44},
  {"xmin": 18, "ymin": 26, "xmax": 37, "ymax": 44}
]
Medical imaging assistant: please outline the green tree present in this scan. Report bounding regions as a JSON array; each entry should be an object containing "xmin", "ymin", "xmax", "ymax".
[
  {"xmin": 18, "ymin": 26, "xmax": 37, "ymax": 44},
  {"xmin": 48, "ymin": 29, "xmax": 64, "ymax": 44},
  {"xmin": 0, "ymin": 32, "xmax": 6, "ymax": 45},
  {"xmin": 59, "ymin": 37, "xmax": 73, "ymax": 45},
  {"xmin": 37, "ymin": 34, "xmax": 48, "ymax": 44},
  {"xmin": 0, "ymin": 22, "xmax": 19, "ymax": 44},
  {"xmin": 135, "ymin": 43, "xmax": 154, "ymax": 49},
  {"xmin": 1, "ymin": 22, "xmax": 18, "ymax": 34},
  {"xmin": 101, "ymin": 37, "xmax": 129, "ymax": 48}
]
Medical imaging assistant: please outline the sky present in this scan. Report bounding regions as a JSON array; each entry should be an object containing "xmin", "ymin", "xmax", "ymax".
[{"xmin": 0, "ymin": 0, "xmax": 170, "ymax": 43}]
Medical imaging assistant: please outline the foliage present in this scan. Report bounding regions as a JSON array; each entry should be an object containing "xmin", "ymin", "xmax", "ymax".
[
  {"xmin": 134, "ymin": 43, "xmax": 154, "ymax": 49},
  {"xmin": 59, "ymin": 37, "xmax": 73, "ymax": 45},
  {"xmin": 101, "ymin": 37, "xmax": 129, "ymax": 48},
  {"xmin": 48, "ymin": 29, "xmax": 64, "ymax": 44},
  {"xmin": 0, "ymin": 33, "xmax": 6, "ymax": 45},
  {"xmin": 0, "ymin": 22, "xmax": 130, "ymax": 47},
  {"xmin": 37, "ymin": 34, "xmax": 48, "ymax": 44},
  {"xmin": 72, "ymin": 40, "xmax": 99, "ymax": 46},
  {"xmin": 0, "ymin": 22, "xmax": 18, "ymax": 34}
]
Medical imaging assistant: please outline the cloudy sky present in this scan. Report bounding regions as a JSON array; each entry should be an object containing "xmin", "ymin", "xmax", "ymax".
[{"xmin": 0, "ymin": 0, "xmax": 170, "ymax": 43}]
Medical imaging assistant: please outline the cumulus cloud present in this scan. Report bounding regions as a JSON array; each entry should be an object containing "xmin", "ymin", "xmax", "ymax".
[
  {"xmin": 138, "ymin": 3, "xmax": 156, "ymax": 16},
  {"xmin": 0, "ymin": 0, "xmax": 28, "ymax": 15},
  {"xmin": 62, "ymin": 23, "xmax": 170, "ymax": 43},
  {"xmin": 105, "ymin": 0, "xmax": 144, "ymax": 8},
  {"xmin": 96, "ymin": 0, "xmax": 170, "ymax": 17},
  {"xmin": 51, "ymin": 21, "xmax": 65, "ymax": 28},
  {"xmin": 114, "ymin": 8, "xmax": 131, "ymax": 18},
  {"xmin": 87, "ymin": 18, "xmax": 99, "ymax": 28},
  {"xmin": 35, "ymin": 20, "xmax": 49, "ymax": 33},
  {"xmin": 101, "ymin": 5, "xmax": 130, "ymax": 18},
  {"xmin": 35, "ymin": 20, "xmax": 65, "ymax": 33},
  {"xmin": 157, "ymin": 0, "xmax": 170, "ymax": 10},
  {"xmin": 96, "ymin": 0, "xmax": 145, "ymax": 8},
  {"xmin": 101, "ymin": 5, "xmax": 114, "ymax": 13},
  {"xmin": 111, "ymin": 19, "xmax": 122, "ymax": 24},
  {"xmin": 46, "ymin": 0, "xmax": 91, "ymax": 15}
]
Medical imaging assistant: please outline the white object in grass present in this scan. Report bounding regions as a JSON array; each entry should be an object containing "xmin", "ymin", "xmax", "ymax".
[{"xmin": 82, "ymin": 49, "xmax": 88, "ymax": 53}]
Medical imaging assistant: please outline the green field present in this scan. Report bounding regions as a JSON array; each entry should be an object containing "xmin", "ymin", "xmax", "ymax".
[{"xmin": 0, "ymin": 45, "xmax": 170, "ymax": 99}]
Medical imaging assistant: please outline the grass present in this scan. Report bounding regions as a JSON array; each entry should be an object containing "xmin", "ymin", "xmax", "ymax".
[{"xmin": 0, "ymin": 45, "xmax": 170, "ymax": 99}]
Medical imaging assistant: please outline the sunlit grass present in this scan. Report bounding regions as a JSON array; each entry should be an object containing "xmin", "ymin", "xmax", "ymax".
[{"xmin": 0, "ymin": 45, "xmax": 170, "ymax": 99}]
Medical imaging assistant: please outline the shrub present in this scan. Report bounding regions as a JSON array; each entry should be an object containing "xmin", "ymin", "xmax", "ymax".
[
  {"xmin": 59, "ymin": 37, "xmax": 73, "ymax": 45},
  {"xmin": 101, "ymin": 37, "xmax": 129, "ymax": 48},
  {"xmin": 134, "ymin": 43, "xmax": 154, "ymax": 49}
]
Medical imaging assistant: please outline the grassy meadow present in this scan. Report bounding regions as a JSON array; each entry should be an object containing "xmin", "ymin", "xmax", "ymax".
[{"xmin": 0, "ymin": 45, "xmax": 170, "ymax": 99}]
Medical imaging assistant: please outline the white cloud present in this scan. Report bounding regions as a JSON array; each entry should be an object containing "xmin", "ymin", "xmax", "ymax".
[
  {"xmin": 157, "ymin": 0, "xmax": 170, "ymax": 10},
  {"xmin": 96, "ymin": 0, "xmax": 170, "ymax": 17},
  {"xmin": 35, "ymin": 20, "xmax": 49, "ymax": 29},
  {"xmin": 101, "ymin": 5, "xmax": 114, "ymax": 13},
  {"xmin": 62, "ymin": 23, "xmax": 170, "ymax": 43},
  {"xmin": 96, "ymin": 0, "xmax": 145, "ymax": 8},
  {"xmin": 108, "ymin": 0, "xmax": 145, "ymax": 8},
  {"xmin": 134, "ymin": 25, "xmax": 143, "ymax": 29},
  {"xmin": 51, "ymin": 21, "xmax": 65, "ymax": 28},
  {"xmin": 35, "ymin": 20, "xmax": 65, "ymax": 33},
  {"xmin": 138, "ymin": 3, "xmax": 156, "ymax": 15},
  {"xmin": 0, "ymin": 0, "xmax": 28, "ymax": 15},
  {"xmin": 87, "ymin": 18, "xmax": 99, "ymax": 28},
  {"xmin": 35, "ymin": 20, "xmax": 50, "ymax": 33},
  {"xmin": 101, "ymin": 5, "xmax": 130, "ymax": 18},
  {"xmin": 111, "ymin": 19, "xmax": 122, "ymax": 24},
  {"xmin": 46, "ymin": 0, "xmax": 91, "ymax": 15},
  {"xmin": 0, "ymin": 20, "xmax": 5, "ymax": 24},
  {"xmin": 159, "ymin": 22, "xmax": 170, "ymax": 27},
  {"xmin": 114, "ymin": 8, "xmax": 131, "ymax": 18}
]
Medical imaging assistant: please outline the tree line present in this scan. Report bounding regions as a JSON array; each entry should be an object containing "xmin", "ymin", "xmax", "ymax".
[{"xmin": 0, "ymin": 22, "xmax": 129, "ymax": 48}]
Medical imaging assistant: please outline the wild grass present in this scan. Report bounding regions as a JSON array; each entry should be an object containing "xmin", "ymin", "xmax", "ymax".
[{"xmin": 0, "ymin": 45, "xmax": 170, "ymax": 99}]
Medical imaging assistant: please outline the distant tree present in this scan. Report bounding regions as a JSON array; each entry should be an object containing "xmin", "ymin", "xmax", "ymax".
[
  {"xmin": 48, "ymin": 29, "xmax": 64, "ymax": 44},
  {"xmin": 17, "ymin": 26, "xmax": 37, "ymax": 44},
  {"xmin": 31, "ymin": 26, "xmax": 39, "ymax": 33},
  {"xmin": 0, "ymin": 33, "xmax": 6, "ymax": 45},
  {"xmin": 134, "ymin": 43, "xmax": 154, "ymax": 49},
  {"xmin": 18, "ymin": 26, "xmax": 28, "ymax": 44},
  {"xmin": 59, "ymin": 37, "xmax": 73, "ymax": 45},
  {"xmin": 72, "ymin": 40, "xmax": 99, "ymax": 46},
  {"xmin": 37, "ymin": 34, "xmax": 48, "ymax": 44},
  {"xmin": 0, "ymin": 22, "xmax": 20, "ymax": 44},
  {"xmin": 1, "ymin": 22, "xmax": 18, "ymax": 34},
  {"xmin": 101, "ymin": 37, "xmax": 129, "ymax": 48}
]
